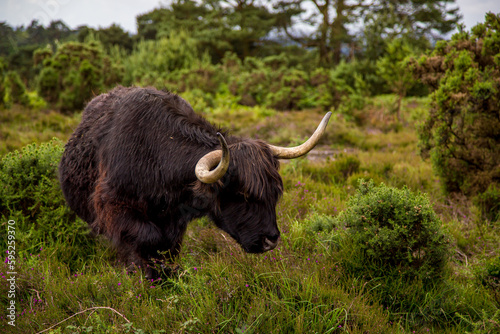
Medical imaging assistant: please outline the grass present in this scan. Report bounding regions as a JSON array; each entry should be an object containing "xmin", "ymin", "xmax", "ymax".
[
  {"xmin": 0, "ymin": 105, "xmax": 81, "ymax": 155},
  {"xmin": 1, "ymin": 94, "xmax": 499, "ymax": 333}
]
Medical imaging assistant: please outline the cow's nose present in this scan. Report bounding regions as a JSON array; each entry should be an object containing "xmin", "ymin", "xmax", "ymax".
[{"xmin": 262, "ymin": 235, "xmax": 280, "ymax": 251}]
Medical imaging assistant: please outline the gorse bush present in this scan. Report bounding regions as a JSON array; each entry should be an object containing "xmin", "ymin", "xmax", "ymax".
[
  {"xmin": 123, "ymin": 31, "xmax": 201, "ymax": 88},
  {"xmin": 411, "ymin": 13, "xmax": 500, "ymax": 198},
  {"xmin": 0, "ymin": 139, "xmax": 96, "ymax": 265},
  {"xmin": 3, "ymin": 70, "xmax": 29, "ymax": 107},
  {"xmin": 337, "ymin": 179, "xmax": 450, "ymax": 281},
  {"xmin": 36, "ymin": 41, "xmax": 122, "ymax": 112}
]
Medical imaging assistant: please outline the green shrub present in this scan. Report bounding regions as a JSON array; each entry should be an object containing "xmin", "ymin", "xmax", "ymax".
[
  {"xmin": 303, "ymin": 211, "xmax": 338, "ymax": 234},
  {"xmin": 3, "ymin": 70, "xmax": 29, "ymax": 107},
  {"xmin": 486, "ymin": 256, "xmax": 500, "ymax": 281},
  {"xmin": 410, "ymin": 13, "xmax": 500, "ymax": 197},
  {"xmin": 474, "ymin": 184, "xmax": 500, "ymax": 223},
  {"xmin": 337, "ymin": 179, "xmax": 450, "ymax": 281},
  {"xmin": 36, "ymin": 41, "xmax": 122, "ymax": 112},
  {"xmin": 229, "ymin": 57, "xmax": 270, "ymax": 106},
  {"xmin": 330, "ymin": 63, "xmax": 368, "ymax": 120},
  {"xmin": 0, "ymin": 140, "xmax": 95, "ymax": 265},
  {"xmin": 26, "ymin": 90, "xmax": 47, "ymax": 109},
  {"xmin": 376, "ymin": 38, "xmax": 417, "ymax": 120},
  {"xmin": 123, "ymin": 31, "xmax": 200, "ymax": 87},
  {"xmin": 176, "ymin": 62, "xmax": 223, "ymax": 94},
  {"xmin": 265, "ymin": 68, "xmax": 308, "ymax": 110},
  {"xmin": 479, "ymin": 256, "xmax": 500, "ymax": 305},
  {"xmin": 33, "ymin": 46, "xmax": 53, "ymax": 66}
]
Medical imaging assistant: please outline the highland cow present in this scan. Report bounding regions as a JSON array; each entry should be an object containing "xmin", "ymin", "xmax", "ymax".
[{"xmin": 59, "ymin": 86, "xmax": 331, "ymax": 278}]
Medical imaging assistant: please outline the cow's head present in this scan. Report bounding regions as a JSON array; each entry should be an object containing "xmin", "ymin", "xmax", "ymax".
[{"xmin": 194, "ymin": 112, "xmax": 331, "ymax": 253}]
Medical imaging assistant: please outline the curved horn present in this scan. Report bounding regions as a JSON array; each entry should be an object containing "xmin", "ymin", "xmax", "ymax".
[
  {"xmin": 195, "ymin": 132, "xmax": 230, "ymax": 184},
  {"xmin": 269, "ymin": 112, "xmax": 332, "ymax": 159}
]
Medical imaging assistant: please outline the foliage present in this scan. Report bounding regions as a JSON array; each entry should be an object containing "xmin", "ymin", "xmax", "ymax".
[
  {"xmin": 1, "ymin": 20, "xmax": 75, "ymax": 82},
  {"xmin": 473, "ymin": 184, "xmax": 500, "ymax": 223},
  {"xmin": 337, "ymin": 179, "xmax": 450, "ymax": 281},
  {"xmin": 0, "ymin": 0, "xmax": 462, "ymax": 99},
  {"xmin": 224, "ymin": 55, "xmax": 370, "ymax": 112},
  {"xmin": 411, "ymin": 13, "xmax": 500, "ymax": 198},
  {"xmin": 376, "ymin": 38, "xmax": 417, "ymax": 119},
  {"xmin": 0, "ymin": 139, "xmax": 96, "ymax": 265},
  {"xmin": 2, "ymin": 70, "xmax": 29, "ymax": 107},
  {"xmin": 362, "ymin": 0, "xmax": 461, "ymax": 60},
  {"xmin": 77, "ymin": 24, "xmax": 134, "ymax": 52},
  {"xmin": 36, "ymin": 41, "xmax": 122, "ymax": 112},
  {"xmin": 123, "ymin": 31, "xmax": 201, "ymax": 88},
  {"xmin": 136, "ymin": 0, "xmax": 292, "ymax": 61},
  {"xmin": 279, "ymin": 0, "xmax": 460, "ymax": 66}
]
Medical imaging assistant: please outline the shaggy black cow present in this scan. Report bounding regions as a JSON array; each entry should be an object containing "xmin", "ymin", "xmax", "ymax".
[{"xmin": 59, "ymin": 86, "xmax": 331, "ymax": 278}]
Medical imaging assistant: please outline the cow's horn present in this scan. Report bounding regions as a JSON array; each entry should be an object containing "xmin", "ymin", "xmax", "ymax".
[
  {"xmin": 269, "ymin": 112, "xmax": 332, "ymax": 159},
  {"xmin": 195, "ymin": 132, "xmax": 230, "ymax": 184}
]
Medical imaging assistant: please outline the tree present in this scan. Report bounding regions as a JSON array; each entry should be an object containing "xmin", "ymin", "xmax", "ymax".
[
  {"xmin": 410, "ymin": 13, "xmax": 500, "ymax": 197},
  {"xmin": 45, "ymin": 20, "xmax": 73, "ymax": 43},
  {"xmin": 362, "ymin": 0, "xmax": 461, "ymax": 60},
  {"xmin": 278, "ymin": 0, "xmax": 367, "ymax": 66},
  {"xmin": 277, "ymin": 0, "xmax": 460, "ymax": 66},
  {"xmin": 0, "ymin": 20, "xmax": 76, "ymax": 82},
  {"xmin": 376, "ymin": 38, "xmax": 416, "ymax": 120},
  {"xmin": 0, "ymin": 22, "xmax": 16, "ymax": 56},
  {"xmin": 136, "ymin": 0, "xmax": 292, "ymax": 61},
  {"xmin": 77, "ymin": 24, "xmax": 133, "ymax": 52}
]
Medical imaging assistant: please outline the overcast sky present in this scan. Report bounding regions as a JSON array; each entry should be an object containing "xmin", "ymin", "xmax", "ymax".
[{"xmin": 0, "ymin": 0, "xmax": 499, "ymax": 34}]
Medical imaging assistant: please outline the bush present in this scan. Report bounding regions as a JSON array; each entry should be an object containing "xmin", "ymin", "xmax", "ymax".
[
  {"xmin": 376, "ymin": 38, "xmax": 417, "ymax": 120},
  {"xmin": 304, "ymin": 211, "xmax": 338, "ymax": 234},
  {"xmin": 410, "ymin": 13, "xmax": 500, "ymax": 198},
  {"xmin": 265, "ymin": 68, "xmax": 308, "ymax": 110},
  {"xmin": 123, "ymin": 31, "xmax": 200, "ymax": 88},
  {"xmin": 36, "ymin": 41, "xmax": 122, "ymax": 112},
  {"xmin": 473, "ymin": 184, "xmax": 500, "ymax": 223},
  {"xmin": 337, "ymin": 179, "xmax": 450, "ymax": 281},
  {"xmin": 330, "ymin": 62, "xmax": 368, "ymax": 120},
  {"xmin": 0, "ymin": 140, "xmax": 95, "ymax": 265},
  {"xmin": 3, "ymin": 70, "xmax": 29, "ymax": 107}
]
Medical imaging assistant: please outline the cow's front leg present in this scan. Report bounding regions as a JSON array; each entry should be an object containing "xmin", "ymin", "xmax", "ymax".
[{"xmin": 92, "ymin": 198, "xmax": 171, "ymax": 279}]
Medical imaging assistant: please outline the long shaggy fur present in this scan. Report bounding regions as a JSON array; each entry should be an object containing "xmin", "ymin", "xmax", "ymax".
[{"xmin": 59, "ymin": 86, "xmax": 283, "ymax": 277}]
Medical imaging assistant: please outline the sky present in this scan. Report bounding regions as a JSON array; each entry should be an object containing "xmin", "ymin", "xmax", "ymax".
[{"xmin": 0, "ymin": 0, "xmax": 499, "ymax": 34}]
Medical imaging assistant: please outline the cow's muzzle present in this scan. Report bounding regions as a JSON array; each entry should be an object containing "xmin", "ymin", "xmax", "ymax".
[{"xmin": 262, "ymin": 235, "xmax": 280, "ymax": 252}]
